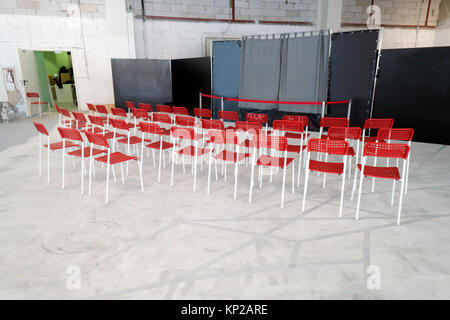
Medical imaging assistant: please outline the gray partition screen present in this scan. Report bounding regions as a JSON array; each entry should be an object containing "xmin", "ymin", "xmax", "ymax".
[{"xmin": 111, "ymin": 59, "xmax": 172, "ymax": 109}]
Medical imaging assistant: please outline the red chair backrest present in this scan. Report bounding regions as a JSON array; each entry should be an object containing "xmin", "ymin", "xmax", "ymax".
[
  {"xmin": 111, "ymin": 107, "xmax": 127, "ymax": 118},
  {"xmin": 282, "ymin": 115, "xmax": 308, "ymax": 127},
  {"xmin": 307, "ymin": 138, "xmax": 349, "ymax": 155},
  {"xmin": 110, "ymin": 118, "xmax": 130, "ymax": 131},
  {"xmin": 26, "ymin": 92, "xmax": 39, "ymax": 98},
  {"xmin": 328, "ymin": 127, "xmax": 362, "ymax": 140},
  {"xmin": 84, "ymin": 131, "xmax": 110, "ymax": 148},
  {"xmin": 252, "ymin": 134, "xmax": 288, "ymax": 151},
  {"xmin": 33, "ymin": 122, "xmax": 49, "ymax": 136},
  {"xmin": 131, "ymin": 107, "xmax": 149, "ymax": 120},
  {"xmin": 88, "ymin": 115, "xmax": 105, "ymax": 127},
  {"xmin": 320, "ymin": 117, "xmax": 349, "ymax": 128},
  {"xmin": 96, "ymin": 105, "xmax": 108, "ymax": 115},
  {"xmin": 219, "ymin": 110, "xmax": 239, "ymax": 122},
  {"xmin": 153, "ymin": 112, "xmax": 172, "ymax": 124},
  {"xmin": 201, "ymin": 119, "xmax": 224, "ymax": 130},
  {"xmin": 246, "ymin": 113, "xmax": 268, "ymax": 124},
  {"xmin": 60, "ymin": 107, "xmax": 71, "ymax": 118},
  {"xmin": 194, "ymin": 108, "xmax": 212, "ymax": 119},
  {"xmin": 139, "ymin": 122, "xmax": 161, "ymax": 135},
  {"xmin": 171, "ymin": 127, "xmax": 196, "ymax": 140},
  {"xmin": 206, "ymin": 129, "xmax": 238, "ymax": 145},
  {"xmin": 363, "ymin": 118, "xmax": 394, "ymax": 129},
  {"xmin": 156, "ymin": 105, "xmax": 172, "ymax": 113},
  {"xmin": 363, "ymin": 142, "xmax": 410, "ymax": 159},
  {"xmin": 235, "ymin": 121, "xmax": 262, "ymax": 132},
  {"xmin": 172, "ymin": 106, "xmax": 189, "ymax": 116},
  {"xmin": 175, "ymin": 115, "xmax": 195, "ymax": 127},
  {"xmin": 87, "ymin": 103, "xmax": 96, "ymax": 112},
  {"xmin": 138, "ymin": 103, "xmax": 153, "ymax": 112},
  {"xmin": 72, "ymin": 111, "xmax": 87, "ymax": 123},
  {"xmin": 125, "ymin": 101, "xmax": 135, "ymax": 110},
  {"xmin": 377, "ymin": 128, "xmax": 414, "ymax": 142},
  {"xmin": 273, "ymin": 120, "xmax": 304, "ymax": 133},
  {"xmin": 54, "ymin": 104, "xmax": 61, "ymax": 114},
  {"xmin": 57, "ymin": 127, "xmax": 83, "ymax": 142}
]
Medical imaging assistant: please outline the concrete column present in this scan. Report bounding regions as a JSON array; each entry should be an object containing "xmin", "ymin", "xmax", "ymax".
[
  {"xmin": 317, "ymin": 0, "xmax": 343, "ymax": 31},
  {"xmin": 105, "ymin": 0, "xmax": 136, "ymax": 59}
]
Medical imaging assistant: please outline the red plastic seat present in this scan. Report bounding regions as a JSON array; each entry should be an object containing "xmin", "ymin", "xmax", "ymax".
[
  {"xmin": 94, "ymin": 152, "xmax": 139, "ymax": 165},
  {"xmin": 156, "ymin": 104, "xmax": 172, "ymax": 114},
  {"xmin": 249, "ymin": 135, "xmax": 295, "ymax": 209},
  {"xmin": 282, "ymin": 115, "xmax": 309, "ymax": 140},
  {"xmin": 319, "ymin": 117, "xmax": 349, "ymax": 139},
  {"xmin": 173, "ymin": 106, "xmax": 189, "ymax": 116},
  {"xmin": 352, "ymin": 142, "xmax": 410, "ymax": 225},
  {"xmin": 125, "ymin": 101, "xmax": 135, "ymax": 111},
  {"xmin": 194, "ymin": 108, "xmax": 212, "ymax": 119},
  {"xmin": 302, "ymin": 138, "xmax": 349, "ymax": 218}
]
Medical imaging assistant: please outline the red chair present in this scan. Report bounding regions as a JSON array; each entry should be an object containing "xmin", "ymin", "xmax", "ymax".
[
  {"xmin": 246, "ymin": 113, "xmax": 270, "ymax": 134},
  {"xmin": 153, "ymin": 113, "xmax": 173, "ymax": 138},
  {"xmin": 170, "ymin": 127, "xmax": 210, "ymax": 192},
  {"xmin": 125, "ymin": 101, "xmax": 135, "ymax": 112},
  {"xmin": 175, "ymin": 115, "xmax": 196, "ymax": 129},
  {"xmin": 26, "ymin": 92, "xmax": 51, "ymax": 117},
  {"xmin": 84, "ymin": 131, "xmax": 144, "ymax": 205},
  {"xmin": 273, "ymin": 120, "xmax": 307, "ymax": 189},
  {"xmin": 72, "ymin": 111, "xmax": 89, "ymax": 130},
  {"xmin": 95, "ymin": 104, "xmax": 110, "ymax": 125},
  {"xmin": 59, "ymin": 107, "xmax": 73, "ymax": 127},
  {"xmin": 156, "ymin": 104, "xmax": 172, "ymax": 114},
  {"xmin": 327, "ymin": 127, "xmax": 362, "ymax": 178},
  {"xmin": 353, "ymin": 142, "xmax": 410, "ymax": 225},
  {"xmin": 138, "ymin": 103, "xmax": 153, "ymax": 120},
  {"xmin": 194, "ymin": 108, "xmax": 212, "ymax": 119},
  {"xmin": 235, "ymin": 120, "xmax": 262, "ymax": 146},
  {"xmin": 172, "ymin": 106, "xmax": 189, "ymax": 116},
  {"xmin": 201, "ymin": 119, "xmax": 225, "ymax": 131},
  {"xmin": 87, "ymin": 114, "xmax": 122, "ymax": 139},
  {"xmin": 33, "ymin": 122, "xmax": 80, "ymax": 184},
  {"xmin": 249, "ymin": 134, "xmax": 295, "ymax": 209},
  {"xmin": 87, "ymin": 103, "xmax": 96, "ymax": 113},
  {"xmin": 319, "ymin": 117, "xmax": 349, "ymax": 139},
  {"xmin": 139, "ymin": 122, "xmax": 174, "ymax": 183},
  {"xmin": 377, "ymin": 128, "xmax": 414, "ymax": 194},
  {"xmin": 302, "ymin": 138, "xmax": 349, "ymax": 218},
  {"xmin": 109, "ymin": 118, "xmax": 146, "ymax": 162},
  {"xmin": 206, "ymin": 129, "xmax": 250, "ymax": 199},
  {"xmin": 282, "ymin": 115, "xmax": 309, "ymax": 140},
  {"xmin": 219, "ymin": 110, "xmax": 239, "ymax": 129},
  {"xmin": 361, "ymin": 118, "xmax": 394, "ymax": 143},
  {"xmin": 111, "ymin": 107, "xmax": 134, "ymax": 129}
]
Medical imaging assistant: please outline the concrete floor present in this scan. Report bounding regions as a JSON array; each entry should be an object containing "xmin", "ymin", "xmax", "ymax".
[{"xmin": 0, "ymin": 113, "xmax": 449, "ymax": 299}]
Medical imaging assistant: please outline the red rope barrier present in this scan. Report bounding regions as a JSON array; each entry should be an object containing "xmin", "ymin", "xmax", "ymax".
[{"xmin": 201, "ymin": 93, "xmax": 349, "ymax": 105}]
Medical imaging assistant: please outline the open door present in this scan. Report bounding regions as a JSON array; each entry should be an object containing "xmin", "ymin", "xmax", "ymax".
[{"xmin": 18, "ymin": 49, "xmax": 41, "ymax": 117}]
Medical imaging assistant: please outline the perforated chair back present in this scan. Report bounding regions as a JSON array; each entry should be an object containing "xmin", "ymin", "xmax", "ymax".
[
  {"xmin": 88, "ymin": 115, "xmax": 105, "ymax": 127},
  {"xmin": 273, "ymin": 120, "xmax": 304, "ymax": 133},
  {"xmin": 84, "ymin": 131, "xmax": 110, "ymax": 148},
  {"xmin": 320, "ymin": 117, "xmax": 349, "ymax": 128},
  {"xmin": 153, "ymin": 113, "xmax": 172, "ymax": 125},
  {"xmin": 72, "ymin": 111, "xmax": 87, "ymax": 123},
  {"xmin": 111, "ymin": 107, "xmax": 127, "ymax": 118},
  {"xmin": 219, "ymin": 110, "xmax": 239, "ymax": 122},
  {"xmin": 363, "ymin": 118, "xmax": 394, "ymax": 129},
  {"xmin": 377, "ymin": 128, "xmax": 414, "ymax": 142},
  {"xmin": 33, "ymin": 122, "xmax": 49, "ymax": 136},
  {"xmin": 175, "ymin": 115, "xmax": 195, "ymax": 127},
  {"xmin": 87, "ymin": 103, "xmax": 97, "ymax": 112},
  {"xmin": 235, "ymin": 121, "xmax": 262, "ymax": 132},
  {"xmin": 57, "ymin": 127, "xmax": 83, "ymax": 142},
  {"xmin": 171, "ymin": 127, "xmax": 196, "ymax": 140},
  {"xmin": 252, "ymin": 134, "xmax": 288, "ymax": 151},
  {"xmin": 194, "ymin": 108, "xmax": 212, "ymax": 119},
  {"xmin": 246, "ymin": 113, "xmax": 268, "ymax": 124},
  {"xmin": 206, "ymin": 129, "xmax": 239, "ymax": 145},
  {"xmin": 26, "ymin": 92, "xmax": 40, "ymax": 98},
  {"xmin": 308, "ymin": 138, "xmax": 349, "ymax": 155},
  {"xmin": 139, "ymin": 122, "xmax": 161, "ymax": 135},
  {"xmin": 110, "ymin": 118, "xmax": 130, "ymax": 131},
  {"xmin": 96, "ymin": 105, "xmax": 108, "ymax": 115},
  {"xmin": 59, "ymin": 107, "xmax": 71, "ymax": 119},
  {"xmin": 201, "ymin": 119, "xmax": 224, "ymax": 130},
  {"xmin": 131, "ymin": 107, "xmax": 150, "ymax": 120},
  {"xmin": 282, "ymin": 115, "xmax": 308, "ymax": 127},
  {"xmin": 172, "ymin": 106, "xmax": 189, "ymax": 116},
  {"xmin": 328, "ymin": 127, "xmax": 362, "ymax": 140},
  {"xmin": 156, "ymin": 105, "xmax": 172, "ymax": 113},
  {"xmin": 363, "ymin": 142, "xmax": 410, "ymax": 159},
  {"xmin": 125, "ymin": 101, "xmax": 135, "ymax": 110},
  {"xmin": 138, "ymin": 103, "xmax": 153, "ymax": 112}
]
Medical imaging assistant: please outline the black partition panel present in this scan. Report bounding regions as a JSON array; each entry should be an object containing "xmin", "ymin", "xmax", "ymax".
[
  {"xmin": 111, "ymin": 59, "xmax": 172, "ymax": 109},
  {"xmin": 328, "ymin": 30, "xmax": 379, "ymax": 127},
  {"xmin": 212, "ymin": 40, "xmax": 241, "ymax": 118},
  {"xmin": 171, "ymin": 57, "xmax": 211, "ymax": 112},
  {"xmin": 373, "ymin": 46, "xmax": 450, "ymax": 145}
]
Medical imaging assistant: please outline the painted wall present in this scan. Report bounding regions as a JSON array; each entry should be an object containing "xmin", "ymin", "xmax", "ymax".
[{"xmin": 33, "ymin": 51, "xmax": 52, "ymax": 105}]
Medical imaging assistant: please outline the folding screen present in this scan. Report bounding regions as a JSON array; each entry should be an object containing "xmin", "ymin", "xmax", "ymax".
[
  {"xmin": 373, "ymin": 46, "xmax": 450, "ymax": 145},
  {"xmin": 212, "ymin": 40, "xmax": 241, "ymax": 118},
  {"xmin": 111, "ymin": 59, "xmax": 172, "ymax": 109},
  {"xmin": 327, "ymin": 30, "xmax": 379, "ymax": 127},
  {"xmin": 171, "ymin": 57, "xmax": 211, "ymax": 112}
]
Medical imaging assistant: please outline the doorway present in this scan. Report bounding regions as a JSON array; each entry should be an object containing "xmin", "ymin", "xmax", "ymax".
[{"xmin": 18, "ymin": 49, "xmax": 78, "ymax": 117}]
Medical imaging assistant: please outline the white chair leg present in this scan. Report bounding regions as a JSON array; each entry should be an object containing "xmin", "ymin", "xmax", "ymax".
[
  {"xmin": 170, "ymin": 147, "xmax": 176, "ymax": 187},
  {"xmin": 105, "ymin": 163, "xmax": 110, "ymax": 205},
  {"xmin": 158, "ymin": 147, "xmax": 162, "ymax": 184},
  {"xmin": 249, "ymin": 161, "xmax": 255, "ymax": 204},
  {"xmin": 391, "ymin": 179, "xmax": 396, "ymax": 206},
  {"xmin": 138, "ymin": 160, "xmax": 144, "ymax": 192},
  {"xmin": 193, "ymin": 146, "xmax": 198, "ymax": 193},
  {"xmin": 281, "ymin": 166, "xmax": 287, "ymax": 209},
  {"xmin": 371, "ymin": 156, "xmax": 377, "ymax": 192},
  {"xmin": 81, "ymin": 147, "xmax": 84, "ymax": 194},
  {"xmin": 338, "ymin": 159, "xmax": 347, "ymax": 218},
  {"xmin": 38, "ymin": 135, "xmax": 42, "ymax": 178},
  {"xmin": 47, "ymin": 140, "xmax": 50, "ymax": 184},
  {"xmin": 355, "ymin": 165, "xmax": 365, "ymax": 220},
  {"xmin": 351, "ymin": 164, "xmax": 359, "ymax": 201},
  {"xmin": 297, "ymin": 149, "xmax": 303, "ymax": 187},
  {"xmin": 62, "ymin": 145, "xmax": 65, "ymax": 189},
  {"xmin": 405, "ymin": 155, "xmax": 410, "ymax": 195},
  {"xmin": 322, "ymin": 153, "xmax": 328, "ymax": 189},
  {"xmin": 397, "ymin": 160, "xmax": 408, "ymax": 225},
  {"xmin": 207, "ymin": 148, "xmax": 212, "ymax": 195},
  {"xmin": 234, "ymin": 161, "xmax": 238, "ymax": 200},
  {"xmin": 111, "ymin": 165, "xmax": 117, "ymax": 183},
  {"xmin": 88, "ymin": 157, "xmax": 93, "ymax": 196},
  {"xmin": 120, "ymin": 163, "xmax": 125, "ymax": 184},
  {"xmin": 291, "ymin": 160, "xmax": 295, "ymax": 193},
  {"xmin": 302, "ymin": 168, "xmax": 310, "ymax": 213}
]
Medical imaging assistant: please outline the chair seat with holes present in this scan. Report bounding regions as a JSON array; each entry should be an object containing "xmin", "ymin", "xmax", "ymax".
[
  {"xmin": 309, "ymin": 160, "xmax": 344, "ymax": 175},
  {"xmin": 256, "ymin": 155, "xmax": 294, "ymax": 168},
  {"xmin": 360, "ymin": 136, "xmax": 385, "ymax": 143},
  {"xmin": 95, "ymin": 152, "xmax": 139, "ymax": 165},
  {"xmin": 287, "ymin": 144, "xmax": 307, "ymax": 153},
  {"xmin": 44, "ymin": 141, "xmax": 80, "ymax": 151},
  {"xmin": 145, "ymin": 141, "xmax": 173, "ymax": 150},
  {"xmin": 357, "ymin": 164, "xmax": 400, "ymax": 180},
  {"xmin": 285, "ymin": 132, "xmax": 309, "ymax": 139},
  {"xmin": 177, "ymin": 145, "xmax": 210, "ymax": 156},
  {"xmin": 68, "ymin": 147, "xmax": 107, "ymax": 158},
  {"xmin": 214, "ymin": 150, "xmax": 249, "ymax": 163},
  {"xmin": 103, "ymin": 132, "xmax": 125, "ymax": 140},
  {"xmin": 116, "ymin": 136, "xmax": 145, "ymax": 145}
]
